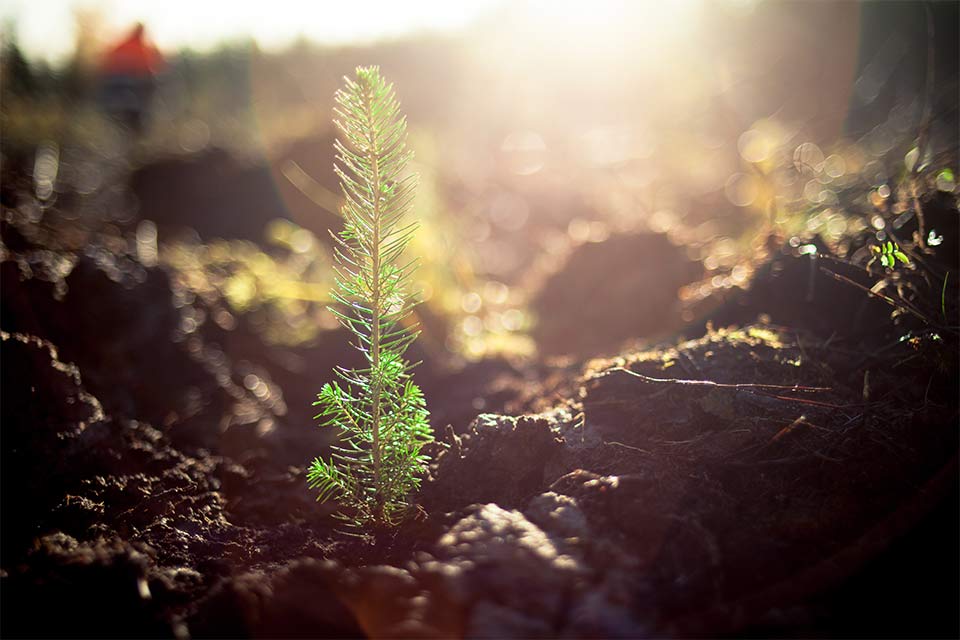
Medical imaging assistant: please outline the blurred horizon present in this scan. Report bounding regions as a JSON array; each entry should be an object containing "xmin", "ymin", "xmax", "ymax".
[{"xmin": 1, "ymin": 0, "xmax": 505, "ymax": 62}]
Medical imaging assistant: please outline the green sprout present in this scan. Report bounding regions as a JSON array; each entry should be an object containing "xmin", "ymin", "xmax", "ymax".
[
  {"xmin": 870, "ymin": 240, "xmax": 910, "ymax": 270},
  {"xmin": 307, "ymin": 67, "xmax": 433, "ymax": 528}
]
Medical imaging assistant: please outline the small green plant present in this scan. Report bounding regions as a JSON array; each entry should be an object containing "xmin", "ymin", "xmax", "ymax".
[
  {"xmin": 869, "ymin": 240, "xmax": 910, "ymax": 270},
  {"xmin": 307, "ymin": 66, "xmax": 433, "ymax": 528}
]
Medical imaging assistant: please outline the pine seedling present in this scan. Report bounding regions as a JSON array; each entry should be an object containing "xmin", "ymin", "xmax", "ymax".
[{"xmin": 307, "ymin": 66, "xmax": 433, "ymax": 528}]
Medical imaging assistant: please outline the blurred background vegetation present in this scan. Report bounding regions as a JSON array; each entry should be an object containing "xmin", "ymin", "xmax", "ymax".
[{"xmin": 1, "ymin": 0, "xmax": 957, "ymax": 367}]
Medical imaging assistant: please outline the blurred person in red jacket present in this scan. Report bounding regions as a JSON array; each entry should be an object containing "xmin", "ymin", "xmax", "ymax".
[{"xmin": 98, "ymin": 23, "xmax": 164, "ymax": 133}]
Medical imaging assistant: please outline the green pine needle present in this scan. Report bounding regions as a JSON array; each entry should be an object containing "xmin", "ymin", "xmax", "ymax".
[{"xmin": 307, "ymin": 66, "xmax": 433, "ymax": 528}]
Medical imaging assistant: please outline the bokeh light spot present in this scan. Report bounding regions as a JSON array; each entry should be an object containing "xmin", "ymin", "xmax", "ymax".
[{"xmin": 724, "ymin": 173, "xmax": 759, "ymax": 207}]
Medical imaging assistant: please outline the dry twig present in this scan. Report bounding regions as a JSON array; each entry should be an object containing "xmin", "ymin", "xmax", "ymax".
[{"xmin": 588, "ymin": 366, "xmax": 830, "ymax": 393}]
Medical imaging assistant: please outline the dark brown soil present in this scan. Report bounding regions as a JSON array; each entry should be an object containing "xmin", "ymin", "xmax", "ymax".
[
  {"xmin": 532, "ymin": 232, "xmax": 703, "ymax": 357},
  {"xmin": 1, "ymin": 178, "xmax": 957, "ymax": 638},
  {"xmin": 129, "ymin": 138, "xmax": 343, "ymax": 245}
]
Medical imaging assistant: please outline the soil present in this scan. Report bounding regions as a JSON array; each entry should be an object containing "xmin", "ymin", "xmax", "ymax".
[
  {"xmin": 1, "ymin": 169, "xmax": 958, "ymax": 638},
  {"xmin": 532, "ymin": 232, "xmax": 703, "ymax": 358},
  {"xmin": 129, "ymin": 137, "xmax": 343, "ymax": 244}
]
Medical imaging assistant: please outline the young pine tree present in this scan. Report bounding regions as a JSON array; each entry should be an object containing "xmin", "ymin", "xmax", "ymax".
[{"xmin": 307, "ymin": 66, "xmax": 433, "ymax": 528}]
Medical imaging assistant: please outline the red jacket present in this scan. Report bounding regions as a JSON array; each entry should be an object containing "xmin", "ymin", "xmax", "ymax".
[{"xmin": 101, "ymin": 24, "xmax": 164, "ymax": 76}]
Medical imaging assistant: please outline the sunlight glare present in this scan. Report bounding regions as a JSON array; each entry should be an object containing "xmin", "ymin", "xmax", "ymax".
[{"xmin": 526, "ymin": 0, "xmax": 701, "ymax": 41}]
